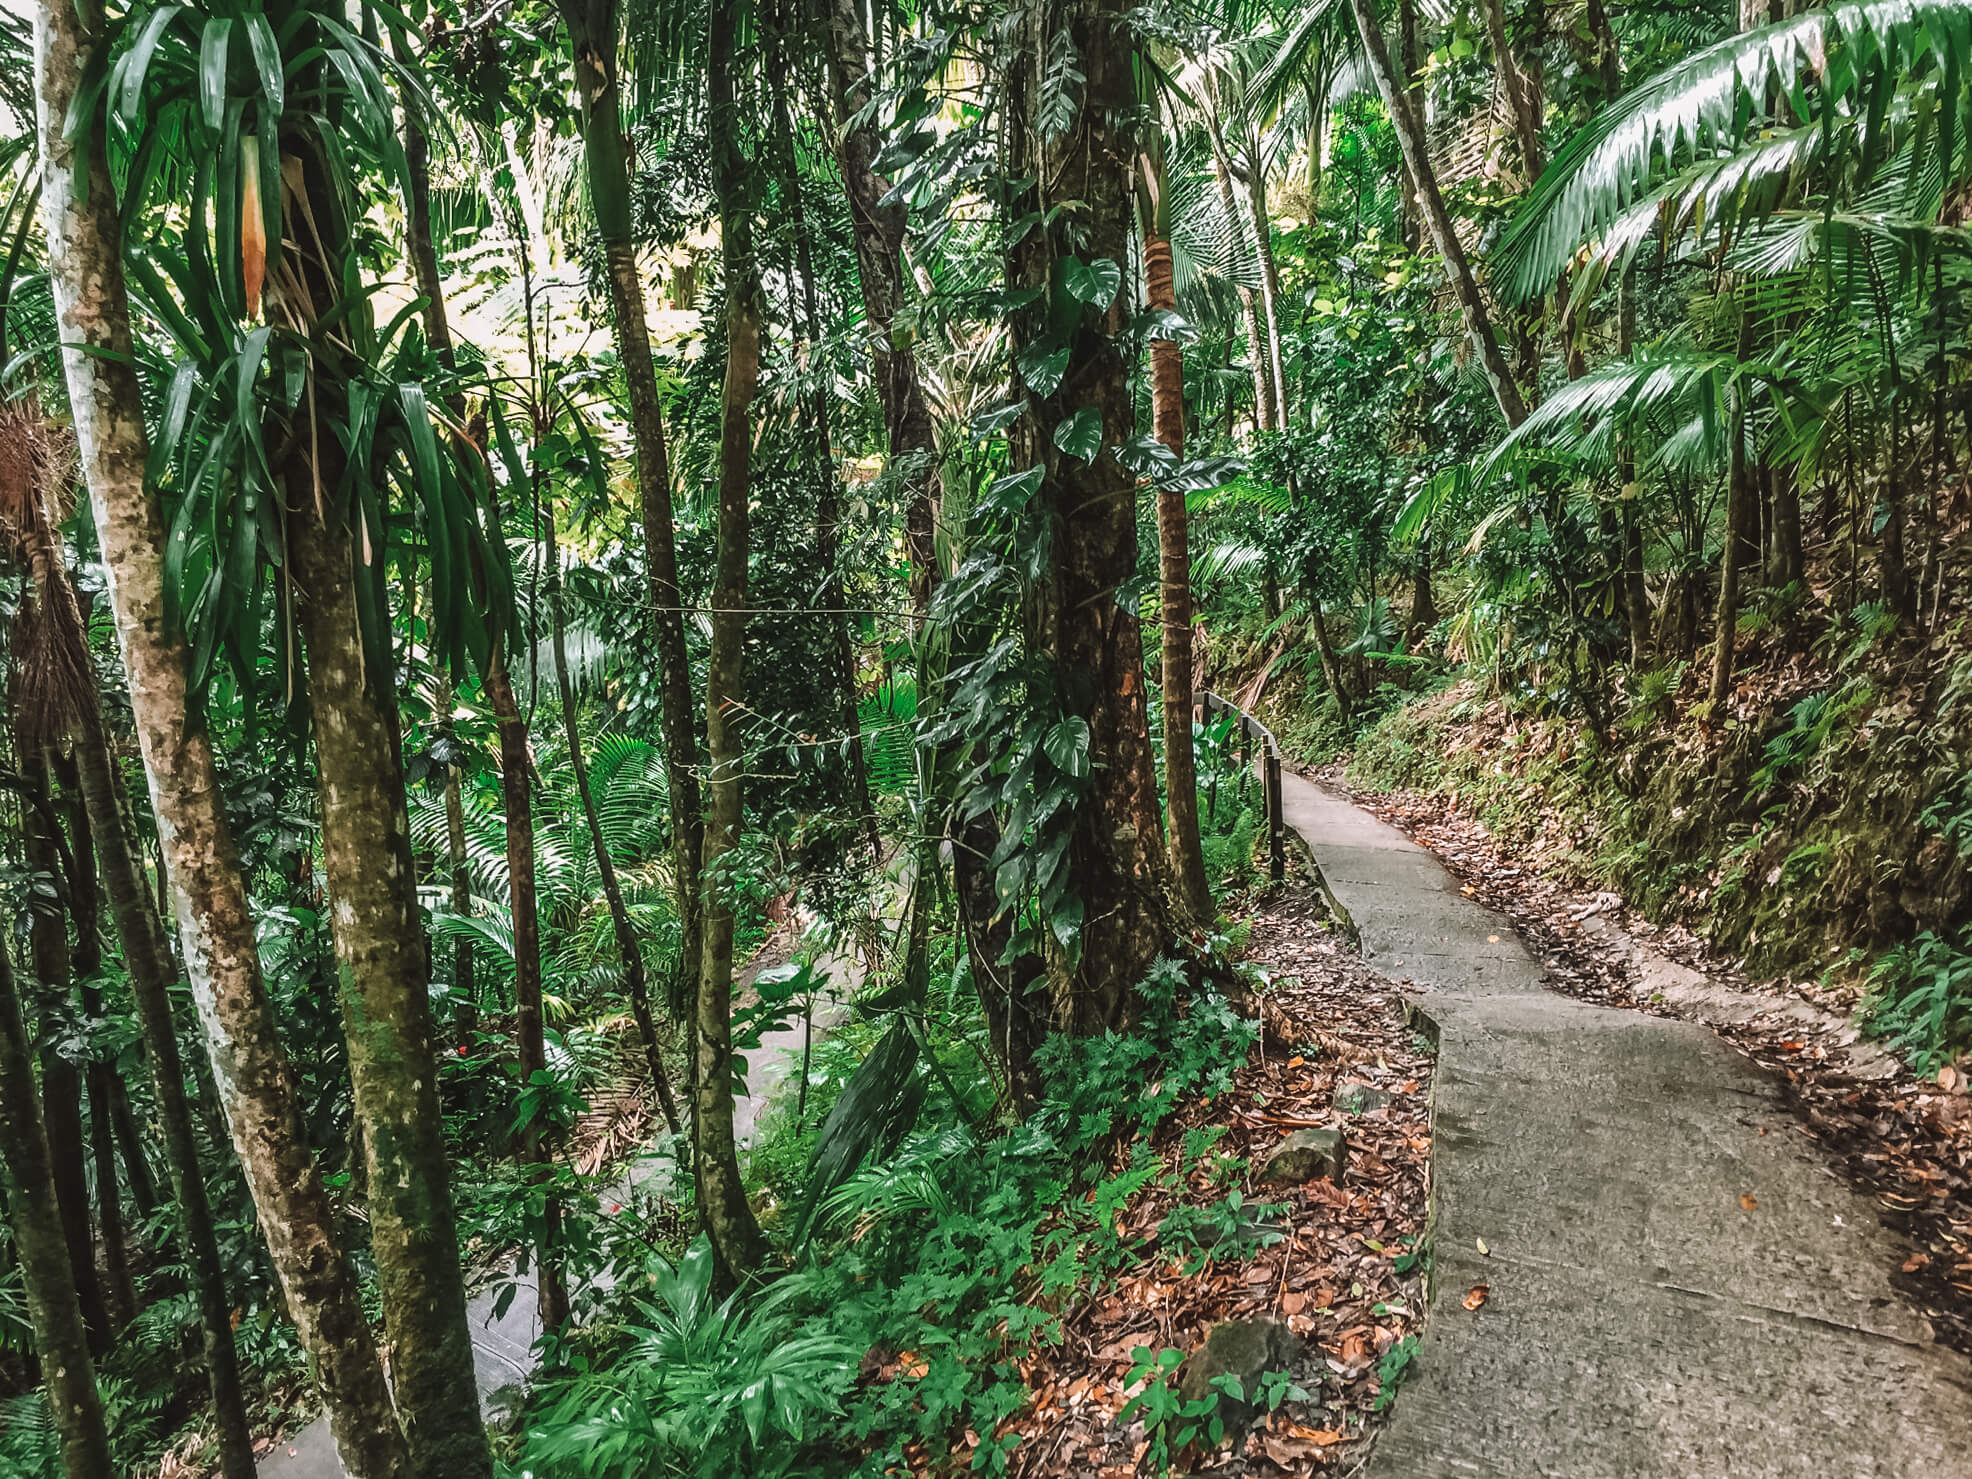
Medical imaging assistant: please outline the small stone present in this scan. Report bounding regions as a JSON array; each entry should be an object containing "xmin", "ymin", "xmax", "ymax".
[
  {"xmin": 1333, "ymin": 1079, "xmax": 1391, "ymax": 1115},
  {"xmin": 1177, "ymin": 1318, "xmax": 1303, "ymax": 1431},
  {"xmin": 1262, "ymin": 1127, "xmax": 1346, "ymax": 1185}
]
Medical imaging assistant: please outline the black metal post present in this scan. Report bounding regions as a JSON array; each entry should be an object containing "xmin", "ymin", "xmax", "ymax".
[{"xmin": 1266, "ymin": 748, "xmax": 1285, "ymax": 883}]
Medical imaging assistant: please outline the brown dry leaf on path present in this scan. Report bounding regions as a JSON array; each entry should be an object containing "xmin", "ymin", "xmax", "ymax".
[
  {"xmin": 1740, "ymin": 1193, "xmax": 1759, "ymax": 1211},
  {"xmin": 1462, "ymin": 1284, "xmax": 1489, "ymax": 1311}
]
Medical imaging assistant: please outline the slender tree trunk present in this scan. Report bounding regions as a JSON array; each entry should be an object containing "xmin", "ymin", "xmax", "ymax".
[
  {"xmin": 53, "ymin": 747, "xmax": 140, "ymax": 1328},
  {"xmin": 1349, "ymin": 0, "xmax": 1528, "ymax": 427},
  {"xmin": 766, "ymin": 46, "xmax": 880, "ymax": 861},
  {"xmin": 1204, "ymin": 108, "xmax": 1276, "ymax": 432},
  {"xmin": 824, "ymin": 0, "xmax": 939, "ymax": 613},
  {"xmin": 700, "ymin": 0, "xmax": 770, "ymax": 1285},
  {"xmin": 1768, "ymin": 467, "xmax": 1803, "ymax": 585},
  {"xmin": 439, "ymin": 688, "xmax": 477, "ymax": 1043},
  {"xmin": 1709, "ymin": 395, "xmax": 1752, "ymax": 712},
  {"xmin": 1480, "ymin": 0, "xmax": 1544, "ymax": 182},
  {"xmin": 69, "ymin": 688, "xmax": 257, "ymax": 1479},
  {"xmin": 485, "ymin": 658, "xmax": 570, "ymax": 1331},
  {"xmin": 15, "ymin": 749, "xmax": 112, "ymax": 1353},
  {"xmin": 1142, "ymin": 211, "xmax": 1211, "ymax": 919},
  {"xmin": 390, "ymin": 49, "xmax": 480, "ymax": 1052},
  {"xmin": 109, "ymin": 1083, "xmax": 160, "ymax": 1219},
  {"xmin": 1310, "ymin": 603, "xmax": 1354, "ymax": 721},
  {"xmin": 1243, "ymin": 131, "xmax": 1290, "ymax": 426},
  {"xmin": 562, "ymin": 0, "xmax": 705, "ymax": 1012},
  {"xmin": 279, "ymin": 129, "xmax": 491, "ymax": 1479},
  {"xmin": 544, "ymin": 512, "xmax": 683, "ymax": 1136},
  {"xmin": 1010, "ymin": 0, "xmax": 1178, "ymax": 1029},
  {"xmin": 1396, "ymin": 0, "xmax": 1422, "ymax": 249},
  {"xmin": 31, "ymin": 7, "xmax": 410, "ymax": 1466},
  {"xmin": 0, "ymin": 931, "xmax": 112, "ymax": 1479}
]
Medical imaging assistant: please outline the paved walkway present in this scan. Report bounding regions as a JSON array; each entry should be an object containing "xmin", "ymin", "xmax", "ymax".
[
  {"xmin": 1281, "ymin": 773, "xmax": 1972, "ymax": 1477},
  {"xmin": 258, "ymin": 927, "xmax": 858, "ymax": 1476}
]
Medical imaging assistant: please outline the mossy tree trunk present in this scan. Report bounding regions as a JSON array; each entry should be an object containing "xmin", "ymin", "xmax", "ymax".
[
  {"xmin": 561, "ymin": 0, "xmax": 705, "ymax": 1012},
  {"xmin": 1008, "ymin": 0, "xmax": 1178, "ymax": 1031},
  {"xmin": 33, "ymin": 5, "xmax": 408, "ymax": 1458},
  {"xmin": 277, "ymin": 126, "xmax": 492, "ymax": 1479}
]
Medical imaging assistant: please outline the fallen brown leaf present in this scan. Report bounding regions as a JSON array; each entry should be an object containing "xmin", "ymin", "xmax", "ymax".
[
  {"xmin": 1740, "ymin": 1194, "xmax": 1759, "ymax": 1211},
  {"xmin": 1462, "ymin": 1284, "xmax": 1489, "ymax": 1311}
]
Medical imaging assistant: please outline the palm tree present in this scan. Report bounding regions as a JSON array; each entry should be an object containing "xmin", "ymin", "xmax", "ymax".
[
  {"xmin": 1347, "ymin": 0, "xmax": 1527, "ymax": 425},
  {"xmin": 1138, "ymin": 114, "xmax": 1213, "ymax": 919}
]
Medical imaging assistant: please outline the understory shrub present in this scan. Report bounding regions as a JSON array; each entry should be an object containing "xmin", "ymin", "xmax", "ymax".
[{"xmin": 517, "ymin": 958, "xmax": 1258, "ymax": 1478}]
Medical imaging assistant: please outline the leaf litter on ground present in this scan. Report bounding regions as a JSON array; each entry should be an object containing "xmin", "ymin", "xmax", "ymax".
[{"xmin": 991, "ymin": 877, "xmax": 1435, "ymax": 1477}]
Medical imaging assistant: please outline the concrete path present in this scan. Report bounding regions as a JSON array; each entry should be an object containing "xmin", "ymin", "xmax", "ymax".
[
  {"xmin": 258, "ymin": 927, "xmax": 860, "ymax": 1476},
  {"xmin": 1280, "ymin": 774, "xmax": 1972, "ymax": 1478}
]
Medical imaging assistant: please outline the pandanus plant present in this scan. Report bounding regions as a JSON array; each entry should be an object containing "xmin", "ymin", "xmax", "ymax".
[{"xmin": 88, "ymin": 1, "xmax": 517, "ymax": 1473}]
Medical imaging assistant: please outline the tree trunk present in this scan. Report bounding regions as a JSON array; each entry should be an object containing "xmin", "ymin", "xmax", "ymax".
[
  {"xmin": 1480, "ymin": 0, "xmax": 1545, "ymax": 182},
  {"xmin": 1242, "ymin": 130, "xmax": 1291, "ymax": 426},
  {"xmin": 440, "ymin": 689, "xmax": 477, "ymax": 1043},
  {"xmin": 16, "ymin": 749, "xmax": 113, "ymax": 1353},
  {"xmin": 1203, "ymin": 107, "xmax": 1276, "ymax": 432},
  {"xmin": 53, "ymin": 747, "xmax": 140, "ymax": 1328},
  {"xmin": 279, "ymin": 129, "xmax": 491, "ymax": 1479},
  {"xmin": 766, "ymin": 44, "xmax": 880, "ymax": 861},
  {"xmin": 484, "ymin": 658, "xmax": 570, "ymax": 1332},
  {"xmin": 389, "ymin": 45, "xmax": 481, "ymax": 1052},
  {"xmin": 823, "ymin": 0, "xmax": 938, "ymax": 612},
  {"xmin": 69, "ymin": 689, "xmax": 257, "ymax": 1479},
  {"xmin": 562, "ymin": 0, "xmax": 705, "ymax": 1012},
  {"xmin": 1349, "ymin": 0, "xmax": 1528, "ymax": 427},
  {"xmin": 0, "ymin": 930, "xmax": 112, "ymax": 1479},
  {"xmin": 1310, "ymin": 603, "xmax": 1355, "ymax": 722},
  {"xmin": 1010, "ymin": 0, "xmax": 1178, "ymax": 1030},
  {"xmin": 1708, "ymin": 398, "xmax": 1752, "ymax": 712},
  {"xmin": 285, "ymin": 507, "xmax": 490, "ymax": 1479},
  {"xmin": 1396, "ymin": 0, "xmax": 1422, "ymax": 249},
  {"xmin": 1768, "ymin": 466, "xmax": 1803, "ymax": 586},
  {"xmin": 31, "ymin": 4, "xmax": 410, "ymax": 1465},
  {"xmin": 545, "ymin": 512, "xmax": 683, "ymax": 1136},
  {"xmin": 1142, "ymin": 216, "xmax": 1211, "ymax": 919},
  {"xmin": 700, "ymin": 0, "xmax": 770, "ymax": 1285}
]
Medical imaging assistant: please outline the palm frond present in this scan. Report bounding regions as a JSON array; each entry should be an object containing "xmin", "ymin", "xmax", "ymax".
[{"xmin": 1495, "ymin": 0, "xmax": 1972, "ymax": 301}]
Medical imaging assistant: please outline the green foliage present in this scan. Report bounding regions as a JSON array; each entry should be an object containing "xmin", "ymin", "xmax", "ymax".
[
  {"xmin": 1861, "ymin": 929, "xmax": 1972, "ymax": 1071},
  {"xmin": 1374, "ymin": 1335, "xmax": 1419, "ymax": 1411},
  {"xmin": 523, "ymin": 1240, "xmax": 858, "ymax": 1479},
  {"xmin": 1155, "ymin": 1188, "xmax": 1288, "ymax": 1274},
  {"xmin": 1119, "ymin": 1346, "xmax": 1308, "ymax": 1476},
  {"xmin": 525, "ymin": 959, "xmax": 1260, "ymax": 1479}
]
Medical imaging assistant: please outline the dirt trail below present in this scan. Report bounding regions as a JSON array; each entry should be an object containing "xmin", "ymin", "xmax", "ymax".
[{"xmin": 1282, "ymin": 772, "xmax": 1972, "ymax": 1477}]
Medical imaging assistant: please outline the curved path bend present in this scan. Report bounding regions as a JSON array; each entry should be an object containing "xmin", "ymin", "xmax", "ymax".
[{"xmin": 1281, "ymin": 773, "xmax": 1972, "ymax": 1478}]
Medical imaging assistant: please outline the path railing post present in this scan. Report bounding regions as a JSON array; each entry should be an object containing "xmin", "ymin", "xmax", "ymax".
[
  {"xmin": 1200, "ymin": 690, "xmax": 1290, "ymax": 888},
  {"xmin": 1265, "ymin": 748, "xmax": 1285, "ymax": 884}
]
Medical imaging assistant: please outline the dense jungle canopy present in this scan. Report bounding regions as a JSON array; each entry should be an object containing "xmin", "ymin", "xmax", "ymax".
[{"xmin": 1, "ymin": 0, "xmax": 1970, "ymax": 1471}]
